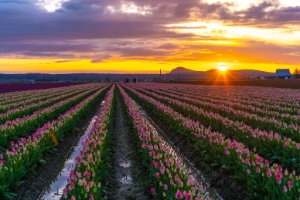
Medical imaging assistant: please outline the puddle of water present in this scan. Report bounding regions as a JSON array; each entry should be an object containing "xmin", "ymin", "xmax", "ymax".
[
  {"xmin": 120, "ymin": 162, "xmax": 131, "ymax": 168},
  {"xmin": 120, "ymin": 175, "xmax": 133, "ymax": 184},
  {"xmin": 132, "ymin": 100, "xmax": 223, "ymax": 200},
  {"xmin": 39, "ymin": 116, "xmax": 97, "ymax": 200}
]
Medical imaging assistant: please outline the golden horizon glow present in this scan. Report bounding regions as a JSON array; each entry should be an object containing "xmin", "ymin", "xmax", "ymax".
[
  {"xmin": 218, "ymin": 66, "xmax": 228, "ymax": 72},
  {"xmin": 0, "ymin": 58, "xmax": 297, "ymax": 74}
]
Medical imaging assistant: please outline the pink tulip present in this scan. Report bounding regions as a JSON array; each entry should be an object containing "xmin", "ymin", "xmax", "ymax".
[
  {"xmin": 276, "ymin": 176, "xmax": 281, "ymax": 184},
  {"xmin": 84, "ymin": 171, "xmax": 91, "ymax": 179},
  {"xmin": 283, "ymin": 185, "xmax": 288, "ymax": 192},
  {"xmin": 88, "ymin": 181, "xmax": 94, "ymax": 188},
  {"xmin": 68, "ymin": 182, "xmax": 75, "ymax": 190},
  {"xmin": 176, "ymin": 190, "xmax": 183, "ymax": 199},
  {"xmin": 63, "ymin": 188, "xmax": 68, "ymax": 199},
  {"xmin": 288, "ymin": 180, "xmax": 293, "ymax": 188},
  {"xmin": 264, "ymin": 160, "xmax": 269, "ymax": 166},
  {"xmin": 170, "ymin": 179, "xmax": 174, "ymax": 185},
  {"xmin": 164, "ymin": 184, "xmax": 168, "ymax": 190},
  {"xmin": 256, "ymin": 167, "xmax": 260, "ymax": 173},
  {"xmin": 185, "ymin": 193, "xmax": 191, "ymax": 200},
  {"xmin": 89, "ymin": 194, "xmax": 94, "ymax": 200},
  {"xmin": 256, "ymin": 156, "xmax": 262, "ymax": 164},
  {"xmin": 155, "ymin": 172, "xmax": 159, "ymax": 178},
  {"xmin": 150, "ymin": 187, "xmax": 156, "ymax": 195}
]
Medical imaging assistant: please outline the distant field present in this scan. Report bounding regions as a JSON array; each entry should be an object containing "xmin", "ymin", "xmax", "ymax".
[
  {"xmin": 0, "ymin": 83, "xmax": 83, "ymax": 93},
  {"xmin": 177, "ymin": 79, "xmax": 300, "ymax": 89}
]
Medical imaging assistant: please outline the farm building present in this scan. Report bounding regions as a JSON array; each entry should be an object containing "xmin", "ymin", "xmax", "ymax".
[{"xmin": 271, "ymin": 69, "xmax": 293, "ymax": 79}]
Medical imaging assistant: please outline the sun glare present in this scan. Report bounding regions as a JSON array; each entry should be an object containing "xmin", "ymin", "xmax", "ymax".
[{"xmin": 218, "ymin": 66, "xmax": 228, "ymax": 71}]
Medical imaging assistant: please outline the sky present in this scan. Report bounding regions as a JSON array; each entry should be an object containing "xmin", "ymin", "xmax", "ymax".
[{"xmin": 0, "ymin": 0, "xmax": 300, "ymax": 74}]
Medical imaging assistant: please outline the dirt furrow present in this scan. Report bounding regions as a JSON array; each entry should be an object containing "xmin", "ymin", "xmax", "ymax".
[{"xmin": 106, "ymin": 93, "xmax": 150, "ymax": 200}]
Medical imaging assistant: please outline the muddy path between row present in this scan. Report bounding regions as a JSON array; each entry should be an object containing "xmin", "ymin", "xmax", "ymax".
[
  {"xmin": 106, "ymin": 93, "xmax": 151, "ymax": 200},
  {"xmin": 39, "ymin": 116, "xmax": 98, "ymax": 200},
  {"xmin": 9, "ymin": 91, "xmax": 108, "ymax": 200}
]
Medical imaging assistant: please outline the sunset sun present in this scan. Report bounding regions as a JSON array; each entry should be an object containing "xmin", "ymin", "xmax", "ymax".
[{"xmin": 218, "ymin": 65, "xmax": 228, "ymax": 72}]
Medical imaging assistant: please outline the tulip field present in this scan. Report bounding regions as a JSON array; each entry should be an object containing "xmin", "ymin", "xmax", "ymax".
[
  {"xmin": 122, "ymin": 83, "xmax": 300, "ymax": 200},
  {"xmin": 0, "ymin": 83, "xmax": 79, "ymax": 94},
  {"xmin": 0, "ymin": 82, "xmax": 299, "ymax": 199},
  {"xmin": 0, "ymin": 83, "xmax": 111, "ymax": 199}
]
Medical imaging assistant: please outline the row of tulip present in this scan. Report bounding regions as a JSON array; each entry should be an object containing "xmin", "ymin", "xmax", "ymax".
[
  {"xmin": 173, "ymin": 84, "xmax": 300, "ymax": 105},
  {"xmin": 127, "ymin": 85, "xmax": 300, "ymax": 173},
  {"xmin": 119, "ymin": 85, "xmax": 211, "ymax": 200},
  {"xmin": 64, "ymin": 85, "xmax": 115, "ymax": 200},
  {"xmin": 0, "ymin": 86, "xmax": 89, "ymax": 124},
  {"xmin": 0, "ymin": 84, "xmax": 111, "ymax": 198},
  {"xmin": 156, "ymin": 87, "xmax": 300, "ymax": 135},
  {"xmin": 154, "ymin": 85, "xmax": 300, "ymax": 124},
  {"xmin": 138, "ymin": 85, "xmax": 300, "ymax": 143},
  {"xmin": 0, "ymin": 84, "xmax": 85, "ymax": 107},
  {"xmin": 0, "ymin": 84, "xmax": 97, "ymax": 113},
  {"xmin": 0, "ymin": 84, "xmax": 106, "ymax": 151},
  {"xmin": 134, "ymin": 83, "xmax": 299, "ymax": 116},
  {"xmin": 163, "ymin": 84, "xmax": 299, "ymax": 114},
  {"xmin": 0, "ymin": 88, "xmax": 51, "ymax": 105},
  {"xmin": 121, "ymin": 84, "xmax": 300, "ymax": 199}
]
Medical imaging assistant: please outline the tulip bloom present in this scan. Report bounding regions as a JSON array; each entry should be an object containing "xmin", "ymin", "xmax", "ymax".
[
  {"xmin": 288, "ymin": 180, "xmax": 293, "ymax": 188},
  {"xmin": 283, "ymin": 185, "xmax": 288, "ymax": 192},
  {"xmin": 150, "ymin": 187, "xmax": 156, "ymax": 195},
  {"xmin": 176, "ymin": 190, "xmax": 183, "ymax": 199},
  {"xmin": 84, "ymin": 171, "xmax": 91, "ymax": 179},
  {"xmin": 164, "ymin": 184, "xmax": 168, "ymax": 191},
  {"xmin": 89, "ymin": 194, "xmax": 94, "ymax": 200}
]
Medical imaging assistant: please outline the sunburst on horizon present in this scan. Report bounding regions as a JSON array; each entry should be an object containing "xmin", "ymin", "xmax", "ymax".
[{"xmin": 217, "ymin": 65, "xmax": 228, "ymax": 72}]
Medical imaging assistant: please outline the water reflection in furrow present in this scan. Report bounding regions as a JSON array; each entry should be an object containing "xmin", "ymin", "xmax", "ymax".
[
  {"xmin": 39, "ymin": 116, "xmax": 97, "ymax": 200},
  {"xmin": 132, "ymin": 101, "xmax": 223, "ymax": 200}
]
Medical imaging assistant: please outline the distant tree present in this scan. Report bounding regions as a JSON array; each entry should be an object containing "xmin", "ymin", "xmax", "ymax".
[{"xmin": 293, "ymin": 68, "xmax": 300, "ymax": 79}]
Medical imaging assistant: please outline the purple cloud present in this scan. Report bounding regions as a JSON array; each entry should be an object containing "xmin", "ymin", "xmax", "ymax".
[{"xmin": 0, "ymin": 0, "xmax": 300, "ymax": 65}]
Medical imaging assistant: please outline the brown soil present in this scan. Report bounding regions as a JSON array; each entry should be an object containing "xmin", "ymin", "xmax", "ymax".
[{"xmin": 105, "ymin": 93, "xmax": 151, "ymax": 200}]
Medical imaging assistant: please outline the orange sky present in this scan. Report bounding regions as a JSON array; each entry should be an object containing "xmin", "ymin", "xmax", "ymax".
[
  {"xmin": 0, "ymin": 59, "xmax": 297, "ymax": 74},
  {"xmin": 1, "ymin": 0, "xmax": 300, "ymax": 74}
]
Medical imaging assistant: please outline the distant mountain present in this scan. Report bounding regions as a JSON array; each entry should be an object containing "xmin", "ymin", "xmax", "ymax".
[
  {"xmin": 0, "ymin": 68, "xmax": 276, "ymax": 83},
  {"xmin": 169, "ymin": 67, "xmax": 204, "ymax": 74},
  {"xmin": 169, "ymin": 67, "xmax": 273, "ymax": 79}
]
